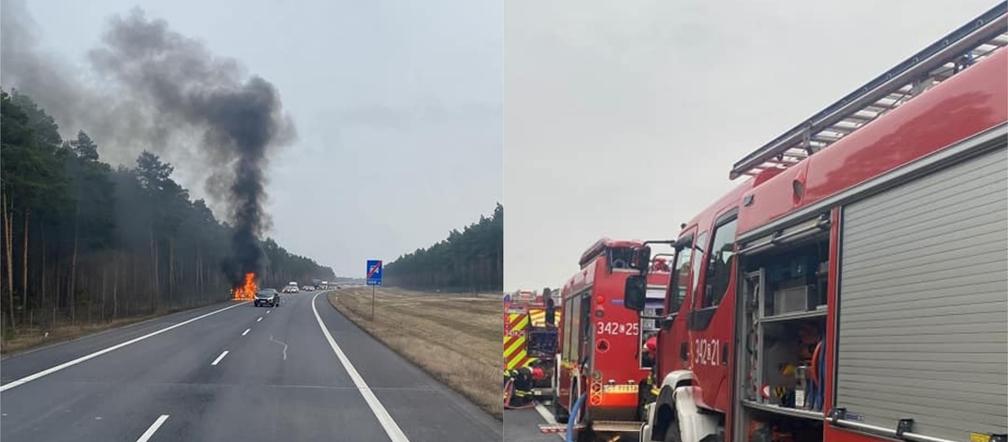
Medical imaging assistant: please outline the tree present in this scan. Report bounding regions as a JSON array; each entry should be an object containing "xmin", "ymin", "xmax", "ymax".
[
  {"xmin": 0, "ymin": 89, "xmax": 333, "ymax": 338},
  {"xmin": 383, "ymin": 203, "xmax": 503, "ymax": 292}
]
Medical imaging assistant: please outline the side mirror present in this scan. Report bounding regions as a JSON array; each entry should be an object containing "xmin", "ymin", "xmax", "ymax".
[{"xmin": 624, "ymin": 275, "xmax": 646, "ymax": 311}]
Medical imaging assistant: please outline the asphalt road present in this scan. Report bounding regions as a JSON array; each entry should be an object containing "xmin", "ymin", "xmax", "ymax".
[
  {"xmin": 504, "ymin": 401, "xmax": 562, "ymax": 442},
  {"xmin": 0, "ymin": 290, "xmax": 501, "ymax": 441}
]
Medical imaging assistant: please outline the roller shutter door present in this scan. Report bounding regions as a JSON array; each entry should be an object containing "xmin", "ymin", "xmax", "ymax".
[{"xmin": 837, "ymin": 146, "xmax": 1008, "ymax": 441}]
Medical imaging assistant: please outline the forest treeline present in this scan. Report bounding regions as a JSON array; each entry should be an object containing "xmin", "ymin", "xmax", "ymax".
[
  {"xmin": 384, "ymin": 203, "xmax": 502, "ymax": 292},
  {"xmin": 0, "ymin": 89, "xmax": 333, "ymax": 336}
]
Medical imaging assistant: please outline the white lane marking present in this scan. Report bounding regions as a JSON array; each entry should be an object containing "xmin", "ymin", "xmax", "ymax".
[
  {"xmin": 211, "ymin": 350, "xmax": 229, "ymax": 366},
  {"xmin": 311, "ymin": 292, "xmax": 409, "ymax": 442},
  {"xmin": 269, "ymin": 335, "xmax": 289, "ymax": 360},
  {"xmin": 257, "ymin": 317, "xmax": 263, "ymax": 322},
  {"xmin": 242, "ymin": 328, "xmax": 250, "ymax": 336},
  {"xmin": 535, "ymin": 402, "xmax": 558, "ymax": 425},
  {"xmin": 136, "ymin": 414, "xmax": 170, "ymax": 442},
  {"xmin": 0, "ymin": 302, "xmax": 247, "ymax": 392},
  {"xmin": 266, "ymin": 310, "xmax": 271, "ymax": 314}
]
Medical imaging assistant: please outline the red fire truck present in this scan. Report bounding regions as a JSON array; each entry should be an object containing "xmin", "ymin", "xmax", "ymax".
[
  {"xmin": 505, "ymin": 289, "xmax": 561, "ymax": 397},
  {"xmin": 554, "ymin": 238, "xmax": 671, "ymax": 440},
  {"xmin": 623, "ymin": 6, "xmax": 1007, "ymax": 442}
]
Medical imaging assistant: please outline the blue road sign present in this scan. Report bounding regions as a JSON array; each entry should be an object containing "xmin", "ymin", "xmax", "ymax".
[{"xmin": 366, "ymin": 260, "xmax": 383, "ymax": 286}]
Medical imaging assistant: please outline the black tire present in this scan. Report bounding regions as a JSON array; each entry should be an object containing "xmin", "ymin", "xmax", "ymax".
[
  {"xmin": 662, "ymin": 419, "xmax": 681, "ymax": 442},
  {"xmin": 552, "ymin": 398, "xmax": 569, "ymax": 424},
  {"xmin": 254, "ymin": 301, "xmax": 259, "ymax": 307}
]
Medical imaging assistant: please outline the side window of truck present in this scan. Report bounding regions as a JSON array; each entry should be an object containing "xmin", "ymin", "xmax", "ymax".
[
  {"xmin": 702, "ymin": 216, "xmax": 738, "ymax": 308},
  {"xmin": 562, "ymin": 298, "xmax": 572, "ymax": 361},
  {"xmin": 690, "ymin": 232, "xmax": 707, "ymax": 308},
  {"xmin": 668, "ymin": 235, "xmax": 694, "ymax": 314}
]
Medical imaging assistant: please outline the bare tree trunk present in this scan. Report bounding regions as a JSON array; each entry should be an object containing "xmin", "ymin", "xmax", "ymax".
[
  {"xmin": 70, "ymin": 201, "xmax": 80, "ymax": 324},
  {"xmin": 22, "ymin": 208, "xmax": 29, "ymax": 317},
  {"xmin": 113, "ymin": 253, "xmax": 119, "ymax": 318},
  {"xmin": 169, "ymin": 239, "xmax": 175, "ymax": 302},
  {"xmin": 40, "ymin": 224, "xmax": 46, "ymax": 324},
  {"xmin": 101, "ymin": 266, "xmax": 107, "ymax": 322},
  {"xmin": 3, "ymin": 192, "xmax": 15, "ymax": 332}
]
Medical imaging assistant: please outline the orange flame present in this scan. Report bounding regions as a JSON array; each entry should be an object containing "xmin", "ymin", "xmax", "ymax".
[{"xmin": 233, "ymin": 272, "xmax": 257, "ymax": 300}]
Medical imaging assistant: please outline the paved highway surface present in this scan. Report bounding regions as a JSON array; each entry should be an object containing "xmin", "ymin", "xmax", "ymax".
[
  {"xmin": 0, "ymin": 291, "xmax": 500, "ymax": 441},
  {"xmin": 504, "ymin": 403, "xmax": 562, "ymax": 441}
]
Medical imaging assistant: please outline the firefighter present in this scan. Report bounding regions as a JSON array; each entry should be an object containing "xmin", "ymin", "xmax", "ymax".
[
  {"xmin": 505, "ymin": 363, "xmax": 546, "ymax": 408},
  {"xmin": 637, "ymin": 335, "xmax": 660, "ymax": 419}
]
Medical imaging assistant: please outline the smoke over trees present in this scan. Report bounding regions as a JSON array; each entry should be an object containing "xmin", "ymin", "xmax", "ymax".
[
  {"xmin": 0, "ymin": 91, "xmax": 333, "ymax": 338},
  {"xmin": 0, "ymin": 3, "xmax": 326, "ymax": 339},
  {"xmin": 1, "ymin": 3, "xmax": 294, "ymax": 289},
  {"xmin": 383, "ymin": 204, "xmax": 503, "ymax": 292}
]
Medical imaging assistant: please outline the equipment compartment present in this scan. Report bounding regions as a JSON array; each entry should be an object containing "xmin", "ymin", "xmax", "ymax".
[{"xmin": 734, "ymin": 229, "xmax": 829, "ymax": 442}]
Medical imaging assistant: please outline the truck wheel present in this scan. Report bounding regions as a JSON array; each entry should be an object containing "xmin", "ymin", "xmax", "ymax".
[
  {"xmin": 663, "ymin": 420, "xmax": 681, "ymax": 442},
  {"xmin": 552, "ymin": 398, "xmax": 569, "ymax": 423}
]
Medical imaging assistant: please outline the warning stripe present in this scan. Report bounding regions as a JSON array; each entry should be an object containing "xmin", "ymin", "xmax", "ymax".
[
  {"xmin": 509, "ymin": 314, "xmax": 529, "ymax": 331},
  {"xmin": 504, "ymin": 337, "xmax": 524, "ymax": 358},
  {"xmin": 527, "ymin": 309, "xmax": 561, "ymax": 328}
]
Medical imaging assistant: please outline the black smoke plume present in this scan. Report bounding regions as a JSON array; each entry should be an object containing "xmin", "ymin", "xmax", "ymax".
[{"xmin": 1, "ymin": 3, "xmax": 295, "ymax": 286}]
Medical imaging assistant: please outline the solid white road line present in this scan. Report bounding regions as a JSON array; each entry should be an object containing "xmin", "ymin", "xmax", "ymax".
[
  {"xmin": 535, "ymin": 402, "xmax": 558, "ymax": 425},
  {"xmin": 242, "ymin": 328, "xmax": 251, "ymax": 336},
  {"xmin": 311, "ymin": 292, "xmax": 409, "ymax": 442},
  {"xmin": 211, "ymin": 350, "xmax": 229, "ymax": 366},
  {"xmin": 257, "ymin": 317, "xmax": 263, "ymax": 322},
  {"xmin": 136, "ymin": 414, "xmax": 170, "ymax": 442},
  {"xmin": 0, "ymin": 302, "xmax": 247, "ymax": 392}
]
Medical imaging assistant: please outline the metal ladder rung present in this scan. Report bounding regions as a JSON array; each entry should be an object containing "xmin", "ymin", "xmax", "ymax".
[{"xmin": 728, "ymin": 4, "xmax": 1008, "ymax": 179}]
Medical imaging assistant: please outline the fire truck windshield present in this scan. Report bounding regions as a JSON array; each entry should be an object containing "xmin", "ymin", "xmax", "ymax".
[{"xmin": 608, "ymin": 247, "xmax": 635, "ymax": 269}]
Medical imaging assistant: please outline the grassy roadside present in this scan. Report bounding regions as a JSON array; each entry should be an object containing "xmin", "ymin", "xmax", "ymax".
[
  {"xmin": 327, "ymin": 287, "xmax": 502, "ymax": 419},
  {"xmin": 0, "ymin": 303, "xmax": 221, "ymax": 356}
]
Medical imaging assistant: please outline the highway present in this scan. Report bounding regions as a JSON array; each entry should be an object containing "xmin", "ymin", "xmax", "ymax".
[
  {"xmin": 0, "ymin": 291, "xmax": 501, "ymax": 441},
  {"xmin": 504, "ymin": 404, "xmax": 562, "ymax": 441}
]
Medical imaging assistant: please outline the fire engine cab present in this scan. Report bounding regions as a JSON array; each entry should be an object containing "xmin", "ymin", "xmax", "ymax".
[
  {"xmin": 554, "ymin": 238, "xmax": 671, "ymax": 440},
  {"xmin": 624, "ymin": 5, "xmax": 1007, "ymax": 442}
]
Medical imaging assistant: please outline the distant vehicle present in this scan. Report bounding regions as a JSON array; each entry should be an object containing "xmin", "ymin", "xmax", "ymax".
[
  {"xmin": 282, "ymin": 285, "xmax": 299, "ymax": 293},
  {"xmin": 254, "ymin": 288, "xmax": 280, "ymax": 307},
  {"xmin": 302, "ymin": 285, "xmax": 315, "ymax": 291}
]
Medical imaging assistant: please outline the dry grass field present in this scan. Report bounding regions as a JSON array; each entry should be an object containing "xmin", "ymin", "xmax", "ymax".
[
  {"xmin": 1, "ymin": 312, "xmax": 165, "ymax": 355},
  {"xmin": 328, "ymin": 287, "xmax": 501, "ymax": 418}
]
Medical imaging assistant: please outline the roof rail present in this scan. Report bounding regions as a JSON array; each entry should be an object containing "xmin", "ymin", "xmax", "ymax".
[{"xmin": 730, "ymin": 3, "xmax": 1008, "ymax": 179}]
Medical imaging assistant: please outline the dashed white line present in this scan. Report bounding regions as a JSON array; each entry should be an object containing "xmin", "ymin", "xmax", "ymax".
[
  {"xmin": 0, "ymin": 302, "xmax": 247, "ymax": 392},
  {"xmin": 311, "ymin": 292, "xmax": 409, "ymax": 442},
  {"xmin": 242, "ymin": 328, "xmax": 250, "ymax": 336},
  {"xmin": 136, "ymin": 414, "xmax": 170, "ymax": 442},
  {"xmin": 266, "ymin": 310, "xmax": 271, "ymax": 314},
  {"xmin": 257, "ymin": 317, "xmax": 263, "ymax": 322},
  {"xmin": 211, "ymin": 350, "xmax": 229, "ymax": 366}
]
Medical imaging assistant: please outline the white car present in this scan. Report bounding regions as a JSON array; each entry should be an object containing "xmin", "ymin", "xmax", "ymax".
[{"xmin": 283, "ymin": 285, "xmax": 299, "ymax": 293}]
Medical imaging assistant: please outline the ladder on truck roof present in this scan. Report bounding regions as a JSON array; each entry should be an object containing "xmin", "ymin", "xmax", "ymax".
[{"xmin": 729, "ymin": 3, "xmax": 1008, "ymax": 179}]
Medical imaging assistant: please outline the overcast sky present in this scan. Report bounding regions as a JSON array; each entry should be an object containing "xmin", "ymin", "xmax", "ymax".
[
  {"xmin": 503, "ymin": 0, "xmax": 999, "ymax": 290},
  {"xmin": 6, "ymin": 0, "xmax": 502, "ymax": 278}
]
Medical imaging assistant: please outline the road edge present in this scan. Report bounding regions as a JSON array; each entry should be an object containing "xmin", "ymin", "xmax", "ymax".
[{"xmin": 326, "ymin": 290, "xmax": 503, "ymax": 421}]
